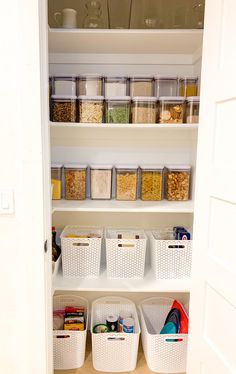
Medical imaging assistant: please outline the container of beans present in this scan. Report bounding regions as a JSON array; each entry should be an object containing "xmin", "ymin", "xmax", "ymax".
[
  {"xmin": 186, "ymin": 96, "xmax": 200, "ymax": 123},
  {"xmin": 104, "ymin": 76, "xmax": 128, "ymax": 97},
  {"xmin": 79, "ymin": 96, "xmax": 104, "ymax": 123},
  {"xmin": 116, "ymin": 166, "xmax": 138, "ymax": 201},
  {"xmin": 140, "ymin": 166, "xmax": 164, "ymax": 201},
  {"xmin": 130, "ymin": 76, "xmax": 154, "ymax": 97},
  {"xmin": 165, "ymin": 166, "xmax": 191, "ymax": 201},
  {"xmin": 155, "ymin": 75, "xmax": 178, "ymax": 97},
  {"xmin": 78, "ymin": 74, "xmax": 103, "ymax": 96},
  {"xmin": 159, "ymin": 96, "xmax": 185, "ymax": 124},
  {"xmin": 51, "ymin": 164, "xmax": 62, "ymax": 200},
  {"xmin": 51, "ymin": 95, "xmax": 77, "ymax": 122},
  {"xmin": 64, "ymin": 164, "xmax": 87, "ymax": 200},
  {"xmin": 132, "ymin": 97, "xmax": 157, "ymax": 124},
  {"xmin": 179, "ymin": 77, "xmax": 198, "ymax": 97},
  {"xmin": 90, "ymin": 165, "xmax": 113, "ymax": 200},
  {"xmin": 54, "ymin": 75, "xmax": 77, "ymax": 96},
  {"xmin": 105, "ymin": 96, "xmax": 131, "ymax": 123}
]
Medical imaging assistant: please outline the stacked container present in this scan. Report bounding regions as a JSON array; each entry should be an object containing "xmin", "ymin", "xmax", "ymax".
[
  {"xmin": 79, "ymin": 96, "xmax": 104, "ymax": 123},
  {"xmin": 165, "ymin": 166, "xmax": 191, "ymax": 201},
  {"xmin": 140, "ymin": 166, "xmax": 164, "ymax": 201},
  {"xmin": 129, "ymin": 76, "xmax": 154, "ymax": 97},
  {"xmin": 78, "ymin": 75, "xmax": 103, "ymax": 96},
  {"xmin": 132, "ymin": 97, "xmax": 157, "ymax": 123},
  {"xmin": 115, "ymin": 166, "xmax": 138, "ymax": 201},
  {"xmin": 159, "ymin": 97, "xmax": 185, "ymax": 124},
  {"xmin": 90, "ymin": 165, "xmax": 113, "ymax": 200},
  {"xmin": 179, "ymin": 77, "xmax": 198, "ymax": 97},
  {"xmin": 104, "ymin": 76, "xmax": 128, "ymax": 97},
  {"xmin": 64, "ymin": 164, "xmax": 87, "ymax": 200},
  {"xmin": 155, "ymin": 76, "xmax": 178, "ymax": 97},
  {"xmin": 51, "ymin": 95, "xmax": 77, "ymax": 122},
  {"xmin": 54, "ymin": 75, "xmax": 77, "ymax": 96},
  {"xmin": 105, "ymin": 97, "xmax": 131, "ymax": 123},
  {"xmin": 186, "ymin": 96, "xmax": 200, "ymax": 123}
]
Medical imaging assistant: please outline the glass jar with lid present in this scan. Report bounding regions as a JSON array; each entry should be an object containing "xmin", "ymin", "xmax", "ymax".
[
  {"xmin": 78, "ymin": 74, "xmax": 103, "ymax": 96},
  {"xmin": 165, "ymin": 165, "xmax": 191, "ymax": 201},
  {"xmin": 186, "ymin": 96, "xmax": 200, "ymax": 123},
  {"xmin": 51, "ymin": 95, "xmax": 77, "ymax": 122},
  {"xmin": 159, "ymin": 97, "xmax": 185, "ymax": 124},
  {"xmin": 132, "ymin": 97, "xmax": 157, "ymax": 123},
  {"xmin": 79, "ymin": 96, "xmax": 104, "ymax": 123},
  {"xmin": 51, "ymin": 164, "xmax": 63, "ymax": 200},
  {"xmin": 130, "ymin": 76, "xmax": 154, "ymax": 97},
  {"xmin": 64, "ymin": 164, "xmax": 87, "ymax": 200},
  {"xmin": 155, "ymin": 76, "xmax": 178, "ymax": 97},
  {"xmin": 140, "ymin": 166, "xmax": 164, "ymax": 201},
  {"xmin": 90, "ymin": 165, "xmax": 113, "ymax": 200},
  {"xmin": 179, "ymin": 77, "xmax": 198, "ymax": 97},
  {"xmin": 104, "ymin": 76, "xmax": 128, "ymax": 97},
  {"xmin": 115, "ymin": 166, "xmax": 138, "ymax": 201},
  {"xmin": 54, "ymin": 75, "xmax": 77, "ymax": 96},
  {"xmin": 105, "ymin": 96, "xmax": 131, "ymax": 123}
]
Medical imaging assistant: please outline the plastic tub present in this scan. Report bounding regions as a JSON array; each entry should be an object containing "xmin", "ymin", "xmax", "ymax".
[
  {"xmin": 105, "ymin": 96, "xmax": 131, "ymax": 123},
  {"xmin": 78, "ymin": 75, "xmax": 103, "ymax": 96},
  {"xmin": 140, "ymin": 166, "xmax": 164, "ymax": 201},
  {"xmin": 79, "ymin": 96, "xmax": 104, "ymax": 123},
  {"xmin": 159, "ymin": 96, "xmax": 185, "ymax": 124},
  {"xmin": 104, "ymin": 76, "xmax": 128, "ymax": 97},
  {"xmin": 90, "ymin": 165, "xmax": 113, "ymax": 200},
  {"xmin": 64, "ymin": 164, "xmax": 87, "ymax": 200},
  {"xmin": 155, "ymin": 76, "xmax": 178, "ymax": 97},
  {"xmin": 179, "ymin": 77, "xmax": 198, "ymax": 97},
  {"xmin": 132, "ymin": 97, "xmax": 157, "ymax": 123},
  {"xmin": 54, "ymin": 75, "xmax": 77, "ymax": 96},
  {"xmin": 115, "ymin": 165, "xmax": 138, "ymax": 201},
  {"xmin": 51, "ymin": 95, "xmax": 77, "ymax": 122},
  {"xmin": 186, "ymin": 96, "xmax": 200, "ymax": 123},
  {"xmin": 130, "ymin": 76, "xmax": 154, "ymax": 97},
  {"xmin": 165, "ymin": 165, "xmax": 191, "ymax": 201},
  {"xmin": 51, "ymin": 164, "xmax": 62, "ymax": 200}
]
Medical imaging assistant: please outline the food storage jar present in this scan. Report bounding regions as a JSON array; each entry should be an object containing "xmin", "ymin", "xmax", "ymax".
[
  {"xmin": 104, "ymin": 76, "xmax": 128, "ymax": 97},
  {"xmin": 165, "ymin": 166, "xmax": 191, "ymax": 201},
  {"xmin": 64, "ymin": 164, "xmax": 87, "ymax": 200},
  {"xmin": 116, "ymin": 166, "xmax": 138, "ymax": 201},
  {"xmin": 54, "ymin": 75, "xmax": 77, "ymax": 96},
  {"xmin": 140, "ymin": 166, "xmax": 164, "ymax": 201},
  {"xmin": 155, "ymin": 75, "xmax": 178, "ymax": 97},
  {"xmin": 51, "ymin": 95, "xmax": 77, "ymax": 122},
  {"xmin": 159, "ymin": 96, "xmax": 185, "ymax": 124},
  {"xmin": 132, "ymin": 97, "xmax": 157, "ymax": 124},
  {"xmin": 79, "ymin": 96, "xmax": 104, "ymax": 123},
  {"xmin": 179, "ymin": 77, "xmax": 198, "ymax": 97},
  {"xmin": 105, "ymin": 96, "xmax": 131, "ymax": 123},
  {"xmin": 51, "ymin": 164, "xmax": 62, "ymax": 200},
  {"xmin": 130, "ymin": 76, "xmax": 154, "ymax": 97},
  {"xmin": 90, "ymin": 165, "xmax": 113, "ymax": 200},
  {"xmin": 78, "ymin": 74, "xmax": 103, "ymax": 96},
  {"xmin": 186, "ymin": 96, "xmax": 200, "ymax": 123}
]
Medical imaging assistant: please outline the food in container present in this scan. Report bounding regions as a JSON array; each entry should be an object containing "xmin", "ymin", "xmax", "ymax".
[
  {"xmin": 64, "ymin": 164, "xmax": 87, "ymax": 200},
  {"xmin": 105, "ymin": 96, "xmax": 131, "ymax": 123},
  {"xmin": 79, "ymin": 96, "xmax": 104, "ymax": 123},
  {"xmin": 159, "ymin": 96, "xmax": 185, "ymax": 124},
  {"xmin": 78, "ymin": 74, "xmax": 103, "ymax": 96},
  {"xmin": 130, "ymin": 76, "xmax": 154, "ymax": 97},
  {"xmin": 116, "ymin": 166, "xmax": 138, "ymax": 201},
  {"xmin": 51, "ymin": 164, "xmax": 63, "ymax": 200},
  {"xmin": 186, "ymin": 96, "xmax": 200, "ymax": 123},
  {"xmin": 104, "ymin": 76, "xmax": 128, "ymax": 97},
  {"xmin": 140, "ymin": 166, "xmax": 164, "ymax": 201},
  {"xmin": 132, "ymin": 97, "xmax": 157, "ymax": 123},
  {"xmin": 165, "ymin": 166, "xmax": 191, "ymax": 201},
  {"xmin": 90, "ymin": 165, "xmax": 113, "ymax": 200},
  {"xmin": 51, "ymin": 95, "xmax": 77, "ymax": 122},
  {"xmin": 179, "ymin": 77, "xmax": 198, "ymax": 97}
]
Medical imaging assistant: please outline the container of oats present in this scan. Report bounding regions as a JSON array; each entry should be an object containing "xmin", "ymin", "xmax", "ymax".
[
  {"xmin": 179, "ymin": 77, "xmax": 198, "ymax": 97},
  {"xmin": 78, "ymin": 74, "xmax": 103, "ymax": 96},
  {"xmin": 104, "ymin": 76, "xmax": 128, "ymax": 97},
  {"xmin": 51, "ymin": 95, "xmax": 77, "ymax": 122},
  {"xmin": 165, "ymin": 166, "xmax": 191, "ymax": 201},
  {"xmin": 186, "ymin": 96, "xmax": 200, "ymax": 123},
  {"xmin": 132, "ymin": 97, "xmax": 157, "ymax": 124},
  {"xmin": 54, "ymin": 75, "xmax": 77, "ymax": 96},
  {"xmin": 64, "ymin": 164, "xmax": 87, "ymax": 200},
  {"xmin": 140, "ymin": 166, "xmax": 164, "ymax": 201},
  {"xmin": 105, "ymin": 96, "xmax": 131, "ymax": 123},
  {"xmin": 90, "ymin": 165, "xmax": 113, "ymax": 200},
  {"xmin": 159, "ymin": 96, "xmax": 185, "ymax": 124},
  {"xmin": 115, "ymin": 165, "xmax": 138, "ymax": 201},
  {"xmin": 130, "ymin": 76, "xmax": 154, "ymax": 97},
  {"xmin": 51, "ymin": 163, "xmax": 63, "ymax": 200},
  {"xmin": 79, "ymin": 96, "xmax": 104, "ymax": 123},
  {"xmin": 155, "ymin": 75, "xmax": 178, "ymax": 97}
]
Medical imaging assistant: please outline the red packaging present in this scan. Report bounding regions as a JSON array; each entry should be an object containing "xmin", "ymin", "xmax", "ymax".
[{"xmin": 171, "ymin": 300, "xmax": 188, "ymax": 333}]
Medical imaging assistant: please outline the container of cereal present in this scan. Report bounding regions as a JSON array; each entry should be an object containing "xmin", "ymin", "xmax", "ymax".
[
  {"xmin": 51, "ymin": 95, "xmax": 77, "ymax": 122},
  {"xmin": 78, "ymin": 74, "xmax": 103, "ymax": 96},
  {"xmin": 165, "ymin": 165, "xmax": 191, "ymax": 201},
  {"xmin": 130, "ymin": 76, "xmax": 154, "ymax": 97},
  {"xmin": 116, "ymin": 165, "xmax": 138, "ymax": 201},
  {"xmin": 186, "ymin": 96, "xmax": 200, "ymax": 123},
  {"xmin": 105, "ymin": 96, "xmax": 131, "ymax": 123},
  {"xmin": 140, "ymin": 166, "xmax": 164, "ymax": 201},
  {"xmin": 104, "ymin": 76, "xmax": 128, "ymax": 97},
  {"xmin": 179, "ymin": 77, "xmax": 198, "ymax": 97},
  {"xmin": 132, "ymin": 97, "xmax": 157, "ymax": 124},
  {"xmin": 155, "ymin": 75, "xmax": 178, "ymax": 97},
  {"xmin": 90, "ymin": 165, "xmax": 113, "ymax": 200},
  {"xmin": 51, "ymin": 163, "xmax": 62, "ymax": 200},
  {"xmin": 79, "ymin": 96, "xmax": 104, "ymax": 123},
  {"xmin": 64, "ymin": 164, "xmax": 87, "ymax": 200},
  {"xmin": 54, "ymin": 75, "xmax": 77, "ymax": 96},
  {"xmin": 159, "ymin": 96, "xmax": 185, "ymax": 124}
]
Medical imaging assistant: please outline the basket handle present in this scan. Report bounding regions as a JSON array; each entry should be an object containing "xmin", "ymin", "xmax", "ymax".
[
  {"xmin": 162, "ymin": 334, "xmax": 187, "ymax": 343},
  {"xmin": 107, "ymin": 335, "xmax": 125, "ymax": 341},
  {"xmin": 73, "ymin": 242, "xmax": 90, "ymax": 247},
  {"xmin": 167, "ymin": 243, "xmax": 186, "ymax": 250},
  {"xmin": 54, "ymin": 334, "xmax": 71, "ymax": 339}
]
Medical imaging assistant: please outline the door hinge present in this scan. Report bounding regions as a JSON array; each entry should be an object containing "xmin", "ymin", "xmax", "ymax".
[{"xmin": 44, "ymin": 240, "xmax": 48, "ymax": 253}]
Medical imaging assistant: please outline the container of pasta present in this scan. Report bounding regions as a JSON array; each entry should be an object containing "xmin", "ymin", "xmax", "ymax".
[
  {"xmin": 64, "ymin": 164, "xmax": 87, "ymax": 200},
  {"xmin": 132, "ymin": 97, "xmax": 157, "ymax": 124},
  {"xmin": 79, "ymin": 96, "xmax": 104, "ymax": 123},
  {"xmin": 179, "ymin": 77, "xmax": 198, "ymax": 97},
  {"xmin": 165, "ymin": 165, "xmax": 191, "ymax": 201},
  {"xmin": 51, "ymin": 164, "xmax": 63, "ymax": 200},
  {"xmin": 159, "ymin": 96, "xmax": 185, "ymax": 124},
  {"xmin": 140, "ymin": 166, "xmax": 164, "ymax": 201},
  {"xmin": 115, "ymin": 165, "xmax": 138, "ymax": 201}
]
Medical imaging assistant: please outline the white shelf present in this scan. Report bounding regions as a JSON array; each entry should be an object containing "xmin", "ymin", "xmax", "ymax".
[
  {"xmin": 50, "ymin": 122, "xmax": 198, "ymax": 129},
  {"xmin": 52, "ymin": 199, "xmax": 194, "ymax": 214}
]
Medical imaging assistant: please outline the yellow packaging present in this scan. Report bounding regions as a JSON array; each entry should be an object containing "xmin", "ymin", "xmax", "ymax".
[
  {"xmin": 51, "ymin": 179, "xmax": 61, "ymax": 200},
  {"xmin": 64, "ymin": 322, "xmax": 84, "ymax": 331}
]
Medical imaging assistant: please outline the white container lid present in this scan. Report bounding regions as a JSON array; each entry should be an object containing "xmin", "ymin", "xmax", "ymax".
[
  {"xmin": 51, "ymin": 163, "xmax": 63, "ymax": 168},
  {"xmin": 105, "ymin": 96, "xmax": 131, "ymax": 101},
  {"xmin": 132, "ymin": 96, "xmax": 157, "ymax": 102},
  {"xmin": 115, "ymin": 164, "xmax": 139, "ymax": 169},
  {"xmin": 130, "ymin": 75, "xmax": 154, "ymax": 80},
  {"xmin": 78, "ymin": 95, "xmax": 104, "ymax": 101},
  {"xmin": 90, "ymin": 164, "xmax": 113, "ymax": 169},
  {"xmin": 179, "ymin": 76, "xmax": 198, "ymax": 81},
  {"xmin": 79, "ymin": 74, "xmax": 103, "ymax": 79},
  {"xmin": 166, "ymin": 165, "xmax": 191, "ymax": 170},
  {"xmin": 186, "ymin": 96, "xmax": 200, "ymax": 102},
  {"xmin": 51, "ymin": 94, "xmax": 77, "ymax": 100},
  {"xmin": 154, "ymin": 75, "xmax": 178, "ymax": 80},
  {"xmin": 64, "ymin": 163, "xmax": 88, "ymax": 169},
  {"xmin": 159, "ymin": 96, "xmax": 185, "ymax": 102},
  {"xmin": 140, "ymin": 165, "xmax": 164, "ymax": 170}
]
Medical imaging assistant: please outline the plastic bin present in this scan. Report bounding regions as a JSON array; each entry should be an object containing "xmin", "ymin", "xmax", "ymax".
[
  {"xmin": 159, "ymin": 97, "xmax": 185, "ymax": 124},
  {"xmin": 51, "ymin": 163, "xmax": 62, "ymax": 200},
  {"xmin": 54, "ymin": 75, "xmax": 77, "ymax": 96},
  {"xmin": 91, "ymin": 296, "xmax": 140, "ymax": 372},
  {"xmin": 186, "ymin": 96, "xmax": 200, "ymax": 123},
  {"xmin": 53, "ymin": 294, "xmax": 88, "ymax": 370},
  {"xmin": 115, "ymin": 165, "xmax": 138, "ymax": 201},
  {"xmin": 90, "ymin": 165, "xmax": 113, "ymax": 200},
  {"xmin": 132, "ymin": 97, "xmax": 157, "ymax": 123},
  {"xmin": 51, "ymin": 95, "xmax": 77, "ymax": 122},
  {"xmin": 179, "ymin": 77, "xmax": 198, "ymax": 97},
  {"xmin": 139, "ymin": 297, "xmax": 188, "ymax": 373},
  {"xmin": 155, "ymin": 76, "xmax": 178, "ymax": 97},
  {"xmin": 104, "ymin": 76, "xmax": 128, "ymax": 97},
  {"xmin": 105, "ymin": 229, "xmax": 147, "ymax": 279},
  {"xmin": 165, "ymin": 165, "xmax": 191, "ymax": 201},
  {"xmin": 140, "ymin": 166, "xmax": 164, "ymax": 201},
  {"xmin": 60, "ymin": 226, "xmax": 102, "ymax": 278},
  {"xmin": 130, "ymin": 76, "xmax": 154, "ymax": 97},
  {"xmin": 64, "ymin": 164, "xmax": 87, "ymax": 200},
  {"xmin": 78, "ymin": 74, "xmax": 103, "ymax": 96},
  {"xmin": 105, "ymin": 96, "xmax": 131, "ymax": 123}
]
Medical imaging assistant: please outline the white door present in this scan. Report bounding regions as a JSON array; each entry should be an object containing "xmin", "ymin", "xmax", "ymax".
[{"xmin": 187, "ymin": 0, "xmax": 236, "ymax": 373}]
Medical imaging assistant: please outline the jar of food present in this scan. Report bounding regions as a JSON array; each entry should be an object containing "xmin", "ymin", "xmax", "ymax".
[
  {"xmin": 78, "ymin": 74, "xmax": 103, "ymax": 96},
  {"xmin": 51, "ymin": 95, "xmax": 77, "ymax": 122},
  {"xmin": 155, "ymin": 76, "xmax": 178, "ymax": 97},
  {"xmin": 79, "ymin": 96, "xmax": 104, "ymax": 123},
  {"xmin": 104, "ymin": 76, "xmax": 128, "ymax": 97},
  {"xmin": 51, "ymin": 164, "xmax": 62, "ymax": 200},
  {"xmin": 105, "ymin": 96, "xmax": 131, "ymax": 123},
  {"xmin": 116, "ymin": 166, "xmax": 138, "ymax": 201},
  {"xmin": 140, "ymin": 166, "xmax": 164, "ymax": 201},
  {"xmin": 129, "ymin": 76, "xmax": 154, "ymax": 97},
  {"xmin": 90, "ymin": 165, "xmax": 113, "ymax": 200},
  {"xmin": 132, "ymin": 97, "xmax": 157, "ymax": 124},
  {"xmin": 159, "ymin": 97, "xmax": 185, "ymax": 124},
  {"xmin": 186, "ymin": 96, "xmax": 200, "ymax": 123},
  {"xmin": 64, "ymin": 164, "xmax": 87, "ymax": 200},
  {"xmin": 54, "ymin": 75, "xmax": 77, "ymax": 96},
  {"xmin": 179, "ymin": 77, "xmax": 198, "ymax": 97},
  {"xmin": 165, "ymin": 166, "xmax": 191, "ymax": 201}
]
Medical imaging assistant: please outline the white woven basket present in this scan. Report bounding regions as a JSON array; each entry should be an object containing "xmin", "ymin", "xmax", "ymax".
[
  {"xmin": 139, "ymin": 297, "xmax": 188, "ymax": 373},
  {"xmin": 149, "ymin": 231, "xmax": 192, "ymax": 279},
  {"xmin": 53, "ymin": 294, "xmax": 88, "ymax": 370},
  {"xmin": 61, "ymin": 226, "xmax": 103, "ymax": 278},
  {"xmin": 91, "ymin": 296, "xmax": 140, "ymax": 372},
  {"xmin": 105, "ymin": 229, "xmax": 147, "ymax": 279}
]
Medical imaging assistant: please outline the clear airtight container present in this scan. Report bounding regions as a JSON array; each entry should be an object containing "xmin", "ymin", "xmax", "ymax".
[
  {"xmin": 140, "ymin": 166, "xmax": 164, "ymax": 201},
  {"xmin": 54, "ymin": 75, "xmax": 77, "ymax": 96},
  {"xmin": 130, "ymin": 76, "xmax": 154, "ymax": 97},
  {"xmin": 64, "ymin": 164, "xmax": 87, "ymax": 200},
  {"xmin": 51, "ymin": 95, "xmax": 77, "ymax": 122},
  {"xmin": 79, "ymin": 96, "xmax": 104, "ymax": 123},
  {"xmin": 132, "ymin": 97, "xmax": 157, "ymax": 124},
  {"xmin": 159, "ymin": 97, "xmax": 185, "ymax": 124},
  {"xmin": 179, "ymin": 77, "xmax": 198, "ymax": 97},
  {"xmin": 186, "ymin": 96, "xmax": 200, "ymax": 123},
  {"xmin": 155, "ymin": 76, "xmax": 178, "ymax": 97},
  {"xmin": 51, "ymin": 164, "xmax": 62, "ymax": 200},
  {"xmin": 90, "ymin": 165, "xmax": 113, "ymax": 200},
  {"xmin": 78, "ymin": 75, "xmax": 103, "ymax": 96},
  {"xmin": 105, "ymin": 96, "xmax": 131, "ymax": 123},
  {"xmin": 116, "ymin": 166, "xmax": 138, "ymax": 201},
  {"xmin": 165, "ymin": 166, "xmax": 191, "ymax": 201},
  {"xmin": 104, "ymin": 77, "xmax": 128, "ymax": 97}
]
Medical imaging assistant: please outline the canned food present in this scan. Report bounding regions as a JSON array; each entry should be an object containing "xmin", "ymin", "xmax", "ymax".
[
  {"xmin": 118, "ymin": 311, "xmax": 132, "ymax": 332},
  {"xmin": 106, "ymin": 314, "xmax": 118, "ymax": 332},
  {"xmin": 93, "ymin": 324, "xmax": 109, "ymax": 333},
  {"xmin": 123, "ymin": 318, "xmax": 135, "ymax": 333}
]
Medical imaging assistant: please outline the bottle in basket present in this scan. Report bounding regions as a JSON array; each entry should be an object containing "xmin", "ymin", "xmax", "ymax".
[
  {"xmin": 118, "ymin": 311, "xmax": 132, "ymax": 332},
  {"xmin": 123, "ymin": 318, "xmax": 135, "ymax": 333},
  {"xmin": 106, "ymin": 314, "xmax": 118, "ymax": 332}
]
